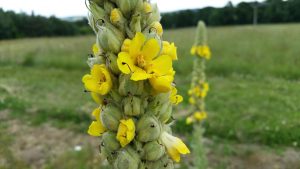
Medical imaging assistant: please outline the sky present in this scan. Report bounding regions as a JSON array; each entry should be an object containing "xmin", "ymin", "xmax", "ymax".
[{"xmin": 0, "ymin": 0, "xmax": 263, "ymax": 18}]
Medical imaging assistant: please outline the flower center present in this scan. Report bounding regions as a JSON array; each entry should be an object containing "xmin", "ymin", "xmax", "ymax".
[{"xmin": 137, "ymin": 54, "xmax": 146, "ymax": 68}]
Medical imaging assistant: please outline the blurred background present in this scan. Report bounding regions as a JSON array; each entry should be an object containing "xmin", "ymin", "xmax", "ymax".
[{"xmin": 0, "ymin": 0, "xmax": 300, "ymax": 169}]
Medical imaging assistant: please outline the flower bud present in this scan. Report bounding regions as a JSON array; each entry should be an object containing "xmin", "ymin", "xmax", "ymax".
[
  {"xmin": 89, "ymin": 1, "xmax": 106, "ymax": 21},
  {"xmin": 130, "ymin": 13, "xmax": 142, "ymax": 34},
  {"xmin": 150, "ymin": 21, "xmax": 163, "ymax": 36},
  {"xmin": 146, "ymin": 4, "xmax": 161, "ymax": 25},
  {"xmin": 158, "ymin": 103, "xmax": 172, "ymax": 123},
  {"xmin": 101, "ymin": 104, "xmax": 122, "ymax": 131},
  {"xmin": 116, "ymin": 0, "xmax": 140, "ymax": 17},
  {"xmin": 91, "ymin": 0, "xmax": 104, "ymax": 7},
  {"xmin": 144, "ymin": 155, "xmax": 173, "ymax": 169},
  {"xmin": 143, "ymin": 141, "xmax": 165, "ymax": 161},
  {"xmin": 136, "ymin": 115, "xmax": 161, "ymax": 142},
  {"xmin": 119, "ymin": 74, "xmax": 144, "ymax": 96},
  {"xmin": 102, "ymin": 131, "xmax": 121, "ymax": 153},
  {"xmin": 110, "ymin": 8, "xmax": 126, "ymax": 30},
  {"xmin": 97, "ymin": 26, "xmax": 122, "ymax": 54},
  {"xmin": 114, "ymin": 147, "xmax": 140, "ymax": 169},
  {"xmin": 87, "ymin": 56, "xmax": 104, "ymax": 68},
  {"xmin": 104, "ymin": 0, "xmax": 115, "ymax": 14},
  {"xmin": 106, "ymin": 52, "xmax": 121, "ymax": 74},
  {"xmin": 123, "ymin": 96, "xmax": 144, "ymax": 116}
]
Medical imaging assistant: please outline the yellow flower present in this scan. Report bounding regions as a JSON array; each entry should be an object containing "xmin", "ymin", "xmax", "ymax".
[
  {"xmin": 161, "ymin": 132, "xmax": 190, "ymax": 162},
  {"xmin": 194, "ymin": 111, "xmax": 207, "ymax": 121},
  {"xmin": 190, "ymin": 45, "xmax": 197, "ymax": 55},
  {"xmin": 117, "ymin": 32, "xmax": 174, "ymax": 93},
  {"xmin": 91, "ymin": 92, "xmax": 103, "ymax": 105},
  {"xmin": 201, "ymin": 82, "xmax": 210, "ymax": 92},
  {"xmin": 88, "ymin": 108, "xmax": 106, "ymax": 136},
  {"xmin": 170, "ymin": 87, "xmax": 183, "ymax": 105},
  {"xmin": 121, "ymin": 39, "xmax": 131, "ymax": 52},
  {"xmin": 162, "ymin": 41, "xmax": 177, "ymax": 60},
  {"xmin": 92, "ymin": 43, "xmax": 101, "ymax": 56},
  {"xmin": 143, "ymin": 2, "xmax": 152, "ymax": 13},
  {"xmin": 190, "ymin": 86, "xmax": 207, "ymax": 98},
  {"xmin": 186, "ymin": 116, "xmax": 194, "ymax": 125},
  {"xmin": 197, "ymin": 45, "xmax": 211, "ymax": 59},
  {"xmin": 82, "ymin": 64, "xmax": 113, "ymax": 95},
  {"xmin": 151, "ymin": 21, "xmax": 163, "ymax": 36},
  {"xmin": 188, "ymin": 97, "xmax": 195, "ymax": 105},
  {"xmin": 110, "ymin": 8, "xmax": 121, "ymax": 24},
  {"xmin": 116, "ymin": 119, "xmax": 135, "ymax": 147}
]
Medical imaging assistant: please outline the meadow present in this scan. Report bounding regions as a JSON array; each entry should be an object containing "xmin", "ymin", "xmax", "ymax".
[{"xmin": 0, "ymin": 24, "xmax": 300, "ymax": 169}]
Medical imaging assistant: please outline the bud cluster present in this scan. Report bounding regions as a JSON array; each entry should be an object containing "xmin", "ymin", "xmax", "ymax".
[
  {"xmin": 186, "ymin": 21, "xmax": 211, "ymax": 125},
  {"xmin": 82, "ymin": 0, "xmax": 189, "ymax": 168}
]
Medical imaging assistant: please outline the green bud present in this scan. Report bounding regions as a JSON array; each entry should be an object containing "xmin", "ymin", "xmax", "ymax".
[
  {"xmin": 119, "ymin": 74, "xmax": 144, "ymax": 96},
  {"xmin": 143, "ymin": 141, "xmax": 165, "ymax": 161},
  {"xmin": 102, "ymin": 131, "xmax": 120, "ymax": 153},
  {"xmin": 97, "ymin": 26, "xmax": 122, "ymax": 53},
  {"xmin": 130, "ymin": 13, "xmax": 142, "ymax": 34},
  {"xmin": 101, "ymin": 104, "xmax": 122, "ymax": 131},
  {"xmin": 87, "ymin": 56, "xmax": 104, "ymax": 68},
  {"xmin": 144, "ymin": 155, "xmax": 173, "ymax": 169},
  {"xmin": 91, "ymin": 0, "xmax": 104, "ymax": 7},
  {"xmin": 195, "ymin": 21, "xmax": 207, "ymax": 46},
  {"xmin": 146, "ymin": 93, "xmax": 170, "ymax": 116},
  {"xmin": 104, "ymin": 0, "xmax": 115, "ymax": 14},
  {"xmin": 114, "ymin": 147, "xmax": 140, "ymax": 169},
  {"xmin": 89, "ymin": 1, "xmax": 106, "ymax": 21},
  {"xmin": 106, "ymin": 52, "xmax": 121, "ymax": 74},
  {"xmin": 136, "ymin": 115, "xmax": 161, "ymax": 142},
  {"xmin": 158, "ymin": 103, "xmax": 172, "ymax": 123},
  {"xmin": 146, "ymin": 4, "xmax": 161, "ymax": 25},
  {"xmin": 123, "ymin": 96, "xmax": 143, "ymax": 116},
  {"xmin": 116, "ymin": 0, "xmax": 140, "ymax": 17}
]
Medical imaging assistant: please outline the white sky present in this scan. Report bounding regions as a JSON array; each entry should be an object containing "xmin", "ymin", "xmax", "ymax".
[{"xmin": 0, "ymin": 0, "xmax": 263, "ymax": 18}]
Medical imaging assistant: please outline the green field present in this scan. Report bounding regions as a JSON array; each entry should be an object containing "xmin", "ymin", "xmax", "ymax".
[{"xmin": 1, "ymin": 24, "xmax": 300, "ymax": 169}]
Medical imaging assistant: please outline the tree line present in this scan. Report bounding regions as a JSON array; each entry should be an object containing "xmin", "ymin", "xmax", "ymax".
[
  {"xmin": 0, "ymin": 8, "xmax": 91, "ymax": 40},
  {"xmin": 161, "ymin": 0, "xmax": 300, "ymax": 28},
  {"xmin": 1, "ymin": 0, "xmax": 300, "ymax": 39}
]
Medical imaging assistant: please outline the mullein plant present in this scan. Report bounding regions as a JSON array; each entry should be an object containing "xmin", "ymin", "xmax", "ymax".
[
  {"xmin": 187, "ymin": 21, "xmax": 211, "ymax": 169},
  {"xmin": 82, "ymin": 0, "xmax": 190, "ymax": 168}
]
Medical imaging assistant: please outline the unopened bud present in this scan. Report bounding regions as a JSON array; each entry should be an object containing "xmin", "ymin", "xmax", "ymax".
[
  {"xmin": 158, "ymin": 103, "xmax": 172, "ymax": 123},
  {"xmin": 130, "ymin": 13, "xmax": 142, "ymax": 34},
  {"xmin": 136, "ymin": 115, "xmax": 161, "ymax": 142},
  {"xmin": 116, "ymin": 0, "xmax": 140, "ymax": 17},
  {"xmin": 104, "ymin": 0, "xmax": 115, "ymax": 14},
  {"xmin": 87, "ymin": 56, "xmax": 104, "ymax": 68},
  {"xmin": 101, "ymin": 104, "xmax": 122, "ymax": 131},
  {"xmin": 123, "ymin": 96, "xmax": 144, "ymax": 116},
  {"xmin": 146, "ymin": 4, "xmax": 161, "ymax": 25},
  {"xmin": 91, "ymin": 0, "xmax": 104, "ymax": 7},
  {"xmin": 150, "ymin": 21, "xmax": 163, "ymax": 36},
  {"xmin": 110, "ymin": 8, "xmax": 126, "ymax": 30},
  {"xmin": 102, "ymin": 132, "xmax": 121, "ymax": 153},
  {"xmin": 143, "ymin": 141, "xmax": 165, "ymax": 161},
  {"xmin": 114, "ymin": 147, "xmax": 140, "ymax": 169},
  {"xmin": 106, "ymin": 53, "xmax": 121, "ymax": 75},
  {"xmin": 119, "ymin": 74, "xmax": 144, "ymax": 96},
  {"xmin": 97, "ymin": 26, "xmax": 122, "ymax": 54},
  {"xmin": 144, "ymin": 155, "xmax": 173, "ymax": 169},
  {"xmin": 143, "ymin": 2, "xmax": 152, "ymax": 14}
]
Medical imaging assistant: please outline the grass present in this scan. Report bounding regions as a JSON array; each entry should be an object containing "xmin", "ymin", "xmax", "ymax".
[{"xmin": 0, "ymin": 23, "xmax": 300, "ymax": 168}]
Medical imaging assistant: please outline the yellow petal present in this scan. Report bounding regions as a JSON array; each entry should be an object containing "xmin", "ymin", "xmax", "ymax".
[
  {"xmin": 92, "ymin": 108, "xmax": 101, "ymax": 121},
  {"xmin": 129, "ymin": 32, "xmax": 146, "ymax": 58},
  {"xmin": 121, "ymin": 39, "xmax": 132, "ymax": 52},
  {"xmin": 91, "ymin": 92, "xmax": 103, "ymax": 105},
  {"xmin": 147, "ymin": 55, "xmax": 172, "ymax": 75},
  {"xmin": 171, "ymin": 95, "xmax": 183, "ymax": 105},
  {"xmin": 117, "ymin": 52, "xmax": 136, "ymax": 74},
  {"xmin": 142, "ymin": 38, "xmax": 160, "ymax": 61},
  {"xmin": 190, "ymin": 46, "xmax": 197, "ymax": 55},
  {"xmin": 131, "ymin": 67, "xmax": 152, "ymax": 81},
  {"xmin": 167, "ymin": 146, "xmax": 181, "ymax": 162},
  {"xmin": 117, "ymin": 119, "xmax": 135, "ymax": 147},
  {"xmin": 149, "ymin": 75, "xmax": 173, "ymax": 93},
  {"xmin": 92, "ymin": 43, "xmax": 100, "ymax": 56},
  {"xmin": 82, "ymin": 74, "xmax": 99, "ymax": 93},
  {"xmin": 88, "ymin": 121, "xmax": 106, "ymax": 137},
  {"xmin": 169, "ymin": 43, "xmax": 178, "ymax": 60}
]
